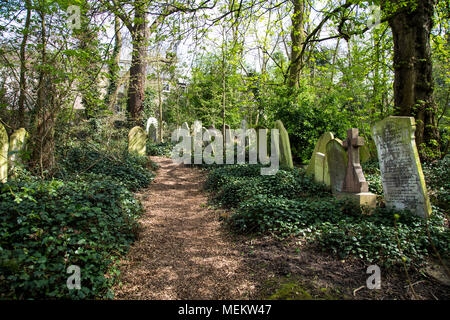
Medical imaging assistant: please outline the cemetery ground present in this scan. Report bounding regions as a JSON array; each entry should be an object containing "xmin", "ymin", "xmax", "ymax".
[
  {"xmin": 1, "ymin": 120, "xmax": 448, "ymax": 300},
  {"xmin": 112, "ymin": 155, "xmax": 450, "ymax": 300}
]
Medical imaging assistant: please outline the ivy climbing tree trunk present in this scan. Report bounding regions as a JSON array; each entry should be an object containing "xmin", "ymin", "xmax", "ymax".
[
  {"xmin": 387, "ymin": 0, "xmax": 440, "ymax": 159},
  {"xmin": 287, "ymin": 0, "xmax": 305, "ymax": 88},
  {"xmin": 127, "ymin": 1, "xmax": 148, "ymax": 125},
  {"xmin": 17, "ymin": 0, "xmax": 32, "ymax": 128}
]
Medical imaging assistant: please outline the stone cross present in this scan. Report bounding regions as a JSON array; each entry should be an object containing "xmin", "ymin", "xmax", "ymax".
[{"xmin": 342, "ymin": 128, "xmax": 369, "ymax": 193}]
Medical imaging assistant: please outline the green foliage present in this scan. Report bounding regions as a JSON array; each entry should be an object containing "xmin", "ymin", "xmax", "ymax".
[
  {"xmin": 146, "ymin": 141, "xmax": 175, "ymax": 157},
  {"xmin": 205, "ymin": 165, "xmax": 330, "ymax": 208},
  {"xmin": 57, "ymin": 146, "xmax": 154, "ymax": 191},
  {"xmin": 0, "ymin": 176, "xmax": 143, "ymax": 299}
]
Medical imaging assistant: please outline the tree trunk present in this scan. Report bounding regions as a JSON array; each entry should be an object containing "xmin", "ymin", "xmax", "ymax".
[
  {"xmin": 17, "ymin": 0, "xmax": 32, "ymax": 128},
  {"xmin": 387, "ymin": 0, "xmax": 440, "ymax": 158},
  {"xmin": 32, "ymin": 8, "xmax": 55, "ymax": 175},
  {"xmin": 287, "ymin": 0, "xmax": 305, "ymax": 88},
  {"xmin": 107, "ymin": 16, "xmax": 122, "ymax": 112},
  {"xmin": 127, "ymin": 3, "xmax": 147, "ymax": 125}
]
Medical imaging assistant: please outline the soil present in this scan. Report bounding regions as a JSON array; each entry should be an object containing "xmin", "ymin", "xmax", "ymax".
[{"xmin": 113, "ymin": 156, "xmax": 450, "ymax": 300}]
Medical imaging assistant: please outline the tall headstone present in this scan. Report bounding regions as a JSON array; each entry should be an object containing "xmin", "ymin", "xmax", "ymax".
[
  {"xmin": 306, "ymin": 132, "xmax": 334, "ymax": 184},
  {"xmin": 338, "ymin": 128, "xmax": 376, "ymax": 208},
  {"xmin": 128, "ymin": 126, "xmax": 147, "ymax": 156},
  {"xmin": 0, "ymin": 123, "xmax": 8, "ymax": 183},
  {"xmin": 274, "ymin": 120, "xmax": 293, "ymax": 169},
  {"xmin": 372, "ymin": 116, "xmax": 432, "ymax": 217},
  {"xmin": 8, "ymin": 128, "xmax": 28, "ymax": 171},
  {"xmin": 224, "ymin": 124, "xmax": 232, "ymax": 144},
  {"xmin": 326, "ymin": 138, "xmax": 347, "ymax": 194},
  {"xmin": 146, "ymin": 117, "xmax": 158, "ymax": 142},
  {"xmin": 192, "ymin": 120, "xmax": 203, "ymax": 163}
]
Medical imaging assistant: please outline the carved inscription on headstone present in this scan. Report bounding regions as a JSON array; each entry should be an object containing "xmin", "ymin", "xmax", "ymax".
[{"xmin": 372, "ymin": 116, "xmax": 431, "ymax": 217}]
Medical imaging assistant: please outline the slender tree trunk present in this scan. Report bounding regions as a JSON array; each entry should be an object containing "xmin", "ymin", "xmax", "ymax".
[
  {"xmin": 107, "ymin": 16, "xmax": 122, "ymax": 111},
  {"xmin": 17, "ymin": 0, "xmax": 32, "ymax": 128},
  {"xmin": 287, "ymin": 0, "xmax": 305, "ymax": 88},
  {"xmin": 33, "ymin": 8, "xmax": 55, "ymax": 175},
  {"xmin": 387, "ymin": 0, "xmax": 440, "ymax": 158}
]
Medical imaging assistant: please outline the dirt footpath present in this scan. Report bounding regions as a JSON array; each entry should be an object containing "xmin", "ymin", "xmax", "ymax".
[{"xmin": 113, "ymin": 156, "xmax": 256, "ymax": 299}]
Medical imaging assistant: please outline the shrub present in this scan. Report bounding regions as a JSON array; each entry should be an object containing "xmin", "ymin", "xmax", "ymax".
[
  {"xmin": 0, "ymin": 176, "xmax": 143, "ymax": 299},
  {"xmin": 57, "ymin": 146, "xmax": 155, "ymax": 191},
  {"xmin": 422, "ymin": 156, "xmax": 450, "ymax": 211},
  {"xmin": 206, "ymin": 165, "xmax": 330, "ymax": 208},
  {"xmin": 146, "ymin": 141, "xmax": 175, "ymax": 157},
  {"xmin": 206, "ymin": 164, "xmax": 450, "ymax": 269}
]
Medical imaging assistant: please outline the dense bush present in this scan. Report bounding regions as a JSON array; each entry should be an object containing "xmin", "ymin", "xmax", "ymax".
[
  {"xmin": 205, "ymin": 165, "xmax": 330, "ymax": 208},
  {"xmin": 146, "ymin": 141, "xmax": 175, "ymax": 157},
  {"xmin": 0, "ymin": 175, "xmax": 143, "ymax": 299},
  {"xmin": 422, "ymin": 155, "xmax": 450, "ymax": 211},
  {"xmin": 206, "ymin": 164, "xmax": 450, "ymax": 269},
  {"xmin": 57, "ymin": 146, "xmax": 155, "ymax": 191}
]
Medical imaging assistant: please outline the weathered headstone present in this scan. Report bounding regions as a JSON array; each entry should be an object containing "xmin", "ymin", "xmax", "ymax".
[
  {"xmin": 339, "ymin": 128, "xmax": 376, "ymax": 208},
  {"xmin": 192, "ymin": 120, "xmax": 203, "ymax": 163},
  {"xmin": 8, "ymin": 128, "xmax": 28, "ymax": 171},
  {"xmin": 306, "ymin": 132, "xmax": 334, "ymax": 184},
  {"xmin": 274, "ymin": 120, "xmax": 293, "ymax": 169},
  {"xmin": 224, "ymin": 124, "xmax": 232, "ymax": 144},
  {"xmin": 372, "ymin": 116, "xmax": 431, "ymax": 217},
  {"xmin": 146, "ymin": 117, "xmax": 158, "ymax": 142},
  {"xmin": 128, "ymin": 126, "xmax": 147, "ymax": 156},
  {"xmin": 0, "ymin": 123, "xmax": 8, "ymax": 183},
  {"xmin": 326, "ymin": 138, "xmax": 347, "ymax": 194}
]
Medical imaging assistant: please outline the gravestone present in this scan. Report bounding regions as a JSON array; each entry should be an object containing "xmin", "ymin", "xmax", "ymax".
[
  {"xmin": 192, "ymin": 120, "xmax": 203, "ymax": 163},
  {"xmin": 224, "ymin": 124, "xmax": 232, "ymax": 144},
  {"xmin": 181, "ymin": 122, "xmax": 190, "ymax": 133},
  {"xmin": 326, "ymin": 138, "xmax": 347, "ymax": 194},
  {"xmin": 339, "ymin": 128, "xmax": 376, "ymax": 208},
  {"xmin": 0, "ymin": 123, "xmax": 8, "ymax": 183},
  {"xmin": 146, "ymin": 117, "xmax": 158, "ymax": 142},
  {"xmin": 8, "ymin": 128, "xmax": 28, "ymax": 171},
  {"xmin": 372, "ymin": 116, "xmax": 431, "ymax": 217},
  {"xmin": 274, "ymin": 120, "xmax": 293, "ymax": 169},
  {"xmin": 306, "ymin": 132, "xmax": 334, "ymax": 185},
  {"xmin": 128, "ymin": 126, "xmax": 147, "ymax": 156}
]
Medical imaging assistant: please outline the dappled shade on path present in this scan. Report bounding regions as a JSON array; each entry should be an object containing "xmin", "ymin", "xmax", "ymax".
[{"xmin": 113, "ymin": 157, "xmax": 256, "ymax": 299}]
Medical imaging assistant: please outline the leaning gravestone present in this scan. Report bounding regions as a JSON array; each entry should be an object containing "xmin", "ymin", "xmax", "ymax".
[
  {"xmin": 306, "ymin": 132, "xmax": 334, "ymax": 185},
  {"xmin": 274, "ymin": 120, "xmax": 293, "ymax": 169},
  {"xmin": 0, "ymin": 123, "xmax": 8, "ymax": 183},
  {"xmin": 326, "ymin": 138, "xmax": 347, "ymax": 194},
  {"xmin": 372, "ymin": 116, "xmax": 432, "ymax": 217},
  {"xmin": 128, "ymin": 126, "xmax": 147, "ymax": 156},
  {"xmin": 8, "ymin": 128, "xmax": 28, "ymax": 172}
]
